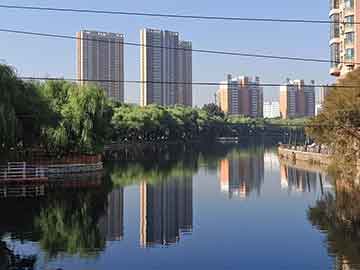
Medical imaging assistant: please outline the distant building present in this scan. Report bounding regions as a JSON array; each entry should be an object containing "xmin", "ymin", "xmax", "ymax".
[
  {"xmin": 216, "ymin": 74, "xmax": 263, "ymax": 117},
  {"xmin": 140, "ymin": 29, "xmax": 192, "ymax": 107},
  {"xmin": 330, "ymin": 0, "xmax": 360, "ymax": 77},
  {"xmin": 77, "ymin": 30, "xmax": 124, "ymax": 102},
  {"xmin": 319, "ymin": 86, "xmax": 330, "ymax": 105},
  {"xmin": 279, "ymin": 79, "xmax": 315, "ymax": 119},
  {"xmin": 263, "ymin": 101, "xmax": 280, "ymax": 118}
]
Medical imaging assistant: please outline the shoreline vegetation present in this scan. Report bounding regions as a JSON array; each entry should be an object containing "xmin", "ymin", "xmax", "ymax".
[
  {"xmin": 306, "ymin": 69, "xmax": 360, "ymax": 180},
  {"xmin": 0, "ymin": 63, "xmax": 307, "ymax": 163}
]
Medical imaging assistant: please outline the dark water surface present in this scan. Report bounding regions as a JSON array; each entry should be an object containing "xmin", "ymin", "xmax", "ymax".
[{"xmin": 0, "ymin": 143, "xmax": 356, "ymax": 270}]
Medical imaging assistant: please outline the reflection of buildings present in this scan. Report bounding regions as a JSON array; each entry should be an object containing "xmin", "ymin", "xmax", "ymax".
[
  {"xmin": 98, "ymin": 188, "xmax": 124, "ymax": 241},
  {"xmin": 219, "ymin": 150, "xmax": 264, "ymax": 199},
  {"xmin": 140, "ymin": 177, "xmax": 193, "ymax": 247},
  {"xmin": 280, "ymin": 164, "xmax": 320, "ymax": 193},
  {"xmin": 264, "ymin": 151, "xmax": 280, "ymax": 172}
]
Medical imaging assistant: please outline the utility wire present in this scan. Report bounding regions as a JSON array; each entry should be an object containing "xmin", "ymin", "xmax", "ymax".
[
  {"xmin": 0, "ymin": 28, "xmax": 353, "ymax": 65},
  {"xmin": 17, "ymin": 76, "xmax": 356, "ymax": 89},
  {"xmin": 0, "ymin": 4, "xmax": 354, "ymax": 25}
]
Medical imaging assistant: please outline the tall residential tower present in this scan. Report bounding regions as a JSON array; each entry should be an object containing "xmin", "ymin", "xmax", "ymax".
[
  {"xmin": 279, "ymin": 79, "xmax": 315, "ymax": 119},
  {"xmin": 77, "ymin": 30, "xmax": 124, "ymax": 102},
  {"xmin": 140, "ymin": 29, "xmax": 192, "ymax": 107},
  {"xmin": 330, "ymin": 0, "xmax": 360, "ymax": 77},
  {"xmin": 216, "ymin": 74, "xmax": 263, "ymax": 117}
]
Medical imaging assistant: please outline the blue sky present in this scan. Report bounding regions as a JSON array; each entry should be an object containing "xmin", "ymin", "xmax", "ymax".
[{"xmin": 0, "ymin": 0, "xmax": 332, "ymax": 106}]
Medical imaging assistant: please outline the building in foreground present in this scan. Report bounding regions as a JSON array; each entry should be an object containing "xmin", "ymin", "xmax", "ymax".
[
  {"xmin": 329, "ymin": 0, "xmax": 360, "ymax": 77},
  {"xmin": 279, "ymin": 79, "xmax": 315, "ymax": 119},
  {"xmin": 263, "ymin": 101, "xmax": 280, "ymax": 118},
  {"xmin": 216, "ymin": 74, "xmax": 263, "ymax": 117},
  {"xmin": 140, "ymin": 29, "xmax": 192, "ymax": 107},
  {"xmin": 77, "ymin": 30, "xmax": 124, "ymax": 102}
]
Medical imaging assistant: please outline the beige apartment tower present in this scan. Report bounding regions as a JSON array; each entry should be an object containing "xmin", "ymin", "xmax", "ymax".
[
  {"xmin": 140, "ymin": 29, "xmax": 192, "ymax": 107},
  {"xmin": 77, "ymin": 30, "xmax": 124, "ymax": 102},
  {"xmin": 216, "ymin": 74, "xmax": 263, "ymax": 117},
  {"xmin": 330, "ymin": 0, "xmax": 360, "ymax": 77},
  {"xmin": 279, "ymin": 79, "xmax": 315, "ymax": 119}
]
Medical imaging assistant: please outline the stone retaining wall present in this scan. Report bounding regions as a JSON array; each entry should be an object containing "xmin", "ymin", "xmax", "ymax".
[{"xmin": 278, "ymin": 147, "xmax": 332, "ymax": 165}]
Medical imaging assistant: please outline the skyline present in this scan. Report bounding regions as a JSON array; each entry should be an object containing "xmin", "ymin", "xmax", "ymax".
[{"xmin": 0, "ymin": 0, "xmax": 332, "ymax": 106}]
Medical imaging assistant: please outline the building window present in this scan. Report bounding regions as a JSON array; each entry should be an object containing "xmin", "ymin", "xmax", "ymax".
[
  {"xmin": 330, "ymin": 0, "xmax": 340, "ymax": 9},
  {"xmin": 345, "ymin": 32, "xmax": 355, "ymax": 44},
  {"xmin": 345, "ymin": 48, "xmax": 355, "ymax": 60},
  {"xmin": 330, "ymin": 43, "xmax": 340, "ymax": 67},
  {"xmin": 330, "ymin": 14, "xmax": 340, "ymax": 39},
  {"xmin": 345, "ymin": 0, "xmax": 354, "ymax": 9}
]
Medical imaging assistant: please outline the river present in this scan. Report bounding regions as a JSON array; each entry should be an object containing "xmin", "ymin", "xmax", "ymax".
[{"xmin": 0, "ymin": 143, "xmax": 358, "ymax": 270}]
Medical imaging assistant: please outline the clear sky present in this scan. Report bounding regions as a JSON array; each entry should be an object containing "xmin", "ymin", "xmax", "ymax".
[{"xmin": 0, "ymin": 0, "xmax": 333, "ymax": 106}]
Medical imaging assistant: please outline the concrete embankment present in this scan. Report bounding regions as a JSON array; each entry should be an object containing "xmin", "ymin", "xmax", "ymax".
[{"xmin": 278, "ymin": 147, "xmax": 332, "ymax": 166}]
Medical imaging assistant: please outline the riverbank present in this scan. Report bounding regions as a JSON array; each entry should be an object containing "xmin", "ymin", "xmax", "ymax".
[{"xmin": 278, "ymin": 146, "xmax": 332, "ymax": 166}]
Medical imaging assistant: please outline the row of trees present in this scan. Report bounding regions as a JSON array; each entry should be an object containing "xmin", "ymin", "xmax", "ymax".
[
  {"xmin": 306, "ymin": 68, "xmax": 360, "ymax": 171},
  {"xmin": 1, "ymin": 63, "xmax": 308, "ymax": 156}
]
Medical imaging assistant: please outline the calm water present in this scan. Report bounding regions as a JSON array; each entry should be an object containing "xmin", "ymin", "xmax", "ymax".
[{"xmin": 0, "ymin": 143, "xmax": 356, "ymax": 270}]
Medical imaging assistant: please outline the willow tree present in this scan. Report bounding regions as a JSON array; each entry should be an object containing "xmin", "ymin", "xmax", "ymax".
[
  {"xmin": 42, "ymin": 81, "xmax": 110, "ymax": 155},
  {"xmin": 306, "ymin": 68, "xmax": 360, "ymax": 172},
  {"xmin": 0, "ymin": 64, "xmax": 52, "ymax": 150}
]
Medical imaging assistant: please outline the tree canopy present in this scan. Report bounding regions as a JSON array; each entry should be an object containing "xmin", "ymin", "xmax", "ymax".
[{"xmin": 306, "ymin": 68, "xmax": 360, "ymax": 167}]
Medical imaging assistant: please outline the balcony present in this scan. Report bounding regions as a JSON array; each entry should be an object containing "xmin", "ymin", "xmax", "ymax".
[{"xmin": 330, "ymin": 67, "xmax": 341, "ymax": 76}]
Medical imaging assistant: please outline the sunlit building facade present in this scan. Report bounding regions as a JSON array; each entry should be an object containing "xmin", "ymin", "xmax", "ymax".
[
  {"xmin": 77, "ymin": 30, "xmax": 124, "ymax": 102},
  {"xmin": 216, "ymin": 74, "xmax": 263, "ymax": 117},
  {"xmin": 330, "ymin": 0, "xmax": 360, "ymax": 77},
  {"xmin": 279, "ymin": 79, "xmax": 315, "ymax": 119},
  {"xmin": 140, "ymin": 29, "xmax": 192, "ymax": 107}
]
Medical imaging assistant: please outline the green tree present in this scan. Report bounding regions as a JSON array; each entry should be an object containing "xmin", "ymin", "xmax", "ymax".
[{"xmin": 306, "ymin": 69, "xmax": 360, "ymax": 168}]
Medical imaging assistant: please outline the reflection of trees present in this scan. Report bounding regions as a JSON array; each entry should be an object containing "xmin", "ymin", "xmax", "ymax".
[
  {"xmin": 35, "ymin": 177, "xmax": 112, "ymax": 258},
  {"xmin": 308, "ymin": 181, "xmax": 360, "ymax": 270},
  {"xmin": 0, "ymin": 174, "xmax": 113, "ymax": 259},
  {"xmin": 110, "ymin": 143, "xmax": 234, "ymax": 187}
]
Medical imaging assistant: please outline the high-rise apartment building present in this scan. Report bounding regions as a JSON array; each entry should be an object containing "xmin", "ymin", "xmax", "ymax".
[
  {"xmin": 140, "ymin": 29, "xmax": 192, "ymax": 107},
  {"xmin": 330, "ymin": 0, "xmax": 360, "ymax": 77},
  {"xmin": 216, "ymin": 75, "xmax": 263, "ymax": 117},
  {"xmin": 77, "ymin": 30, "xmax": 124, "ymax": 102},
  {"xmin": 279, "ymin": 79, "xmax": 315, "ymax": 119}
]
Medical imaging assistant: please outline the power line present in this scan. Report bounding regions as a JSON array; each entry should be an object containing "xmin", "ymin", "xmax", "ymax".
[
  {"xmin": 17, "ymin": 76, "xmax": 357, "ymax": 89},
  {"xmin": 0, "ymin": 4, "xmax": 354, "ymax": 25},
  {"xmin": 0, "ymin": 28, "xmax": 353, "ymax": 65}
]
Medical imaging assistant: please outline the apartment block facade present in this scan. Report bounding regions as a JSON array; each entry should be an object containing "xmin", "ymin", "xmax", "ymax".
[
  {"xmin": 279, "ymin": 79, "xmax": 315, "ymax": 119},
  {"xmin": 216, "ymin": 74, "xmax": 263, "ymax": 117},
  {"xmin": 77, "ymin": 30, "xmax": 124, "ymax": 102},
  {"xmin": 140, "ymin": 29, "xmax": 192, "ymax": 107},
  {"xmin": 330, "ymin": 0, "xmax": 360, "ymax": 77},
  {"xmin": 263, "ymin": 101, "xmax": 280, "ymax": 118}
]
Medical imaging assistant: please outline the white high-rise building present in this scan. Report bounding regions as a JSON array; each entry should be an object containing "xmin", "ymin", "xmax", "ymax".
[
  {"xmin": 140, "ymin": 29, "xmax": 192, "ymax": 107},
  {"xmin": 77, "ymin": 30, "xmax": 124, "ymax": 102},
  {"xmin": 263, "ymin": 101, "xmax": 280, "ymax": 118}
]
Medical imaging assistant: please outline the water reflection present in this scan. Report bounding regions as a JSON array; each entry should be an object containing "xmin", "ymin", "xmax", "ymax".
[
  {"xmin": 140, "ymin": 176, "xmax": 193, "ymax": 247},
  {"xmin": 98, "ymin": 188, "xmax": 124, "ymax": 241},
  {"xmin": 3, "ymin": 143, "xmax": 360, "ymax": 269},
  {"xmin": 309, "ymin": 179, "xmax": 360, "ymax": 270},
  {"xmin": 219, "ymin": 147, "xmax": 264, "ymax": 199}
]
